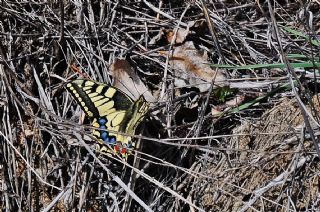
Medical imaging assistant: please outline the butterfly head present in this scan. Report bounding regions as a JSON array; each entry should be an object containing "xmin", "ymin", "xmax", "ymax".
[
  {"xmin": 134, "ymin": 95, "xmax": 149, "ymax": 115},
  {"xmin": 127, "ymin": 95, "xmax": 149, "ymax": 132}
]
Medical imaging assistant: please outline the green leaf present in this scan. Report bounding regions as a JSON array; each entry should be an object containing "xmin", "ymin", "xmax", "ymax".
[
  {"xmin": 210, "ymin": 62, "xmax": 320, "ymax": 70},
  {"xmin": 212, "ymin": 86, "xmax": 237, "ymax": 103},
  {"xmin": 282, "ymin": 26, "xmax": 320, "ymax": 46}
]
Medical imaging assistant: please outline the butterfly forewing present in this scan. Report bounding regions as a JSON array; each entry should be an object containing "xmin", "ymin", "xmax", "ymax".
[{"xmin": 66, "ymin": 80, "xmax": 133, "ymax": 117}]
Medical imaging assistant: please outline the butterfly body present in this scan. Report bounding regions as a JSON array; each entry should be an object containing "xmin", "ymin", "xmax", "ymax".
[{"xmin": 66, "ymin": 79, "xmax": 149, "ymax": 158}]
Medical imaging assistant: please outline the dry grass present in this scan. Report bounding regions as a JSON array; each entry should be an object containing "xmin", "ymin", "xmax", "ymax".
[{"xmin": 0, "ymin": 0, "xmax": 320, "ymax": 211}]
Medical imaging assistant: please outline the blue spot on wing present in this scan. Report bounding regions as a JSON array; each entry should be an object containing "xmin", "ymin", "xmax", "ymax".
[
  {"xmin": 98, "ymin": 117, "xmax": 107, "ymax": 125},
  {"xmin": 97, "ymin": 117, "xmax": 117, "ymax": 145},
  {"xmin": 101, "ymin": 131, "xmax": 108, "ymax": 140},
  {"xmin": 96, "ymin": 116, "xmax": 133, "ymax": 158},
  {"xmin": 109, "ymin": 137, "xmax": 116, "ymax": 144}
]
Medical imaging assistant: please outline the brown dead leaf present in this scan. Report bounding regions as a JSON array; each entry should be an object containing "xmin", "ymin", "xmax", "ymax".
[
  {"xmin": 150, "ymin": 20, "xmax": 207, "ymax": 45},
  {"xmin": 110, "ymin": 59, "xmax": 155, "ymax": 102},
  {"xmin": 162, "ymin": 41, "xmax": 227, "ymax": 92},
  {"xmin": 165, "ymin": 28, "xmax": 189, "ymax": 44},
  {"xmin": 211, "ymin": 107, "xmax": 223, "ymax": 116},
  {"xmin": 70, "ymin": 64, "xmax": 89, "ymax": 79},
  {"xmin": 165, "ymin": 20, "xmax": 208, "ymax": 44},
  {"xmin": 225, "ymin": 95, "xmax": 245, "ymax": 107},
  {"xmin": 211, "ymin": 95, "xmax": 245, "ymax": 116}
]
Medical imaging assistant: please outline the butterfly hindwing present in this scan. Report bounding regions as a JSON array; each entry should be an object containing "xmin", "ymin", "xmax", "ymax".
[{"xmin": 66, "ymin": 79, "xmax": 149, "ymax": 158}]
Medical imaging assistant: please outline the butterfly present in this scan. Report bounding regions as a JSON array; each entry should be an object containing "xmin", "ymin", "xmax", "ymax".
[{"xmin": 66, "ymin": 79, "xmax": 149, "ymax": 158}]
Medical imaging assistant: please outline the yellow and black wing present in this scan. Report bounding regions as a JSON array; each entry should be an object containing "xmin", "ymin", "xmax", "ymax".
[{"xmin": 66, "ymin": 79, "xmax": 149, "ymax": 158}]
